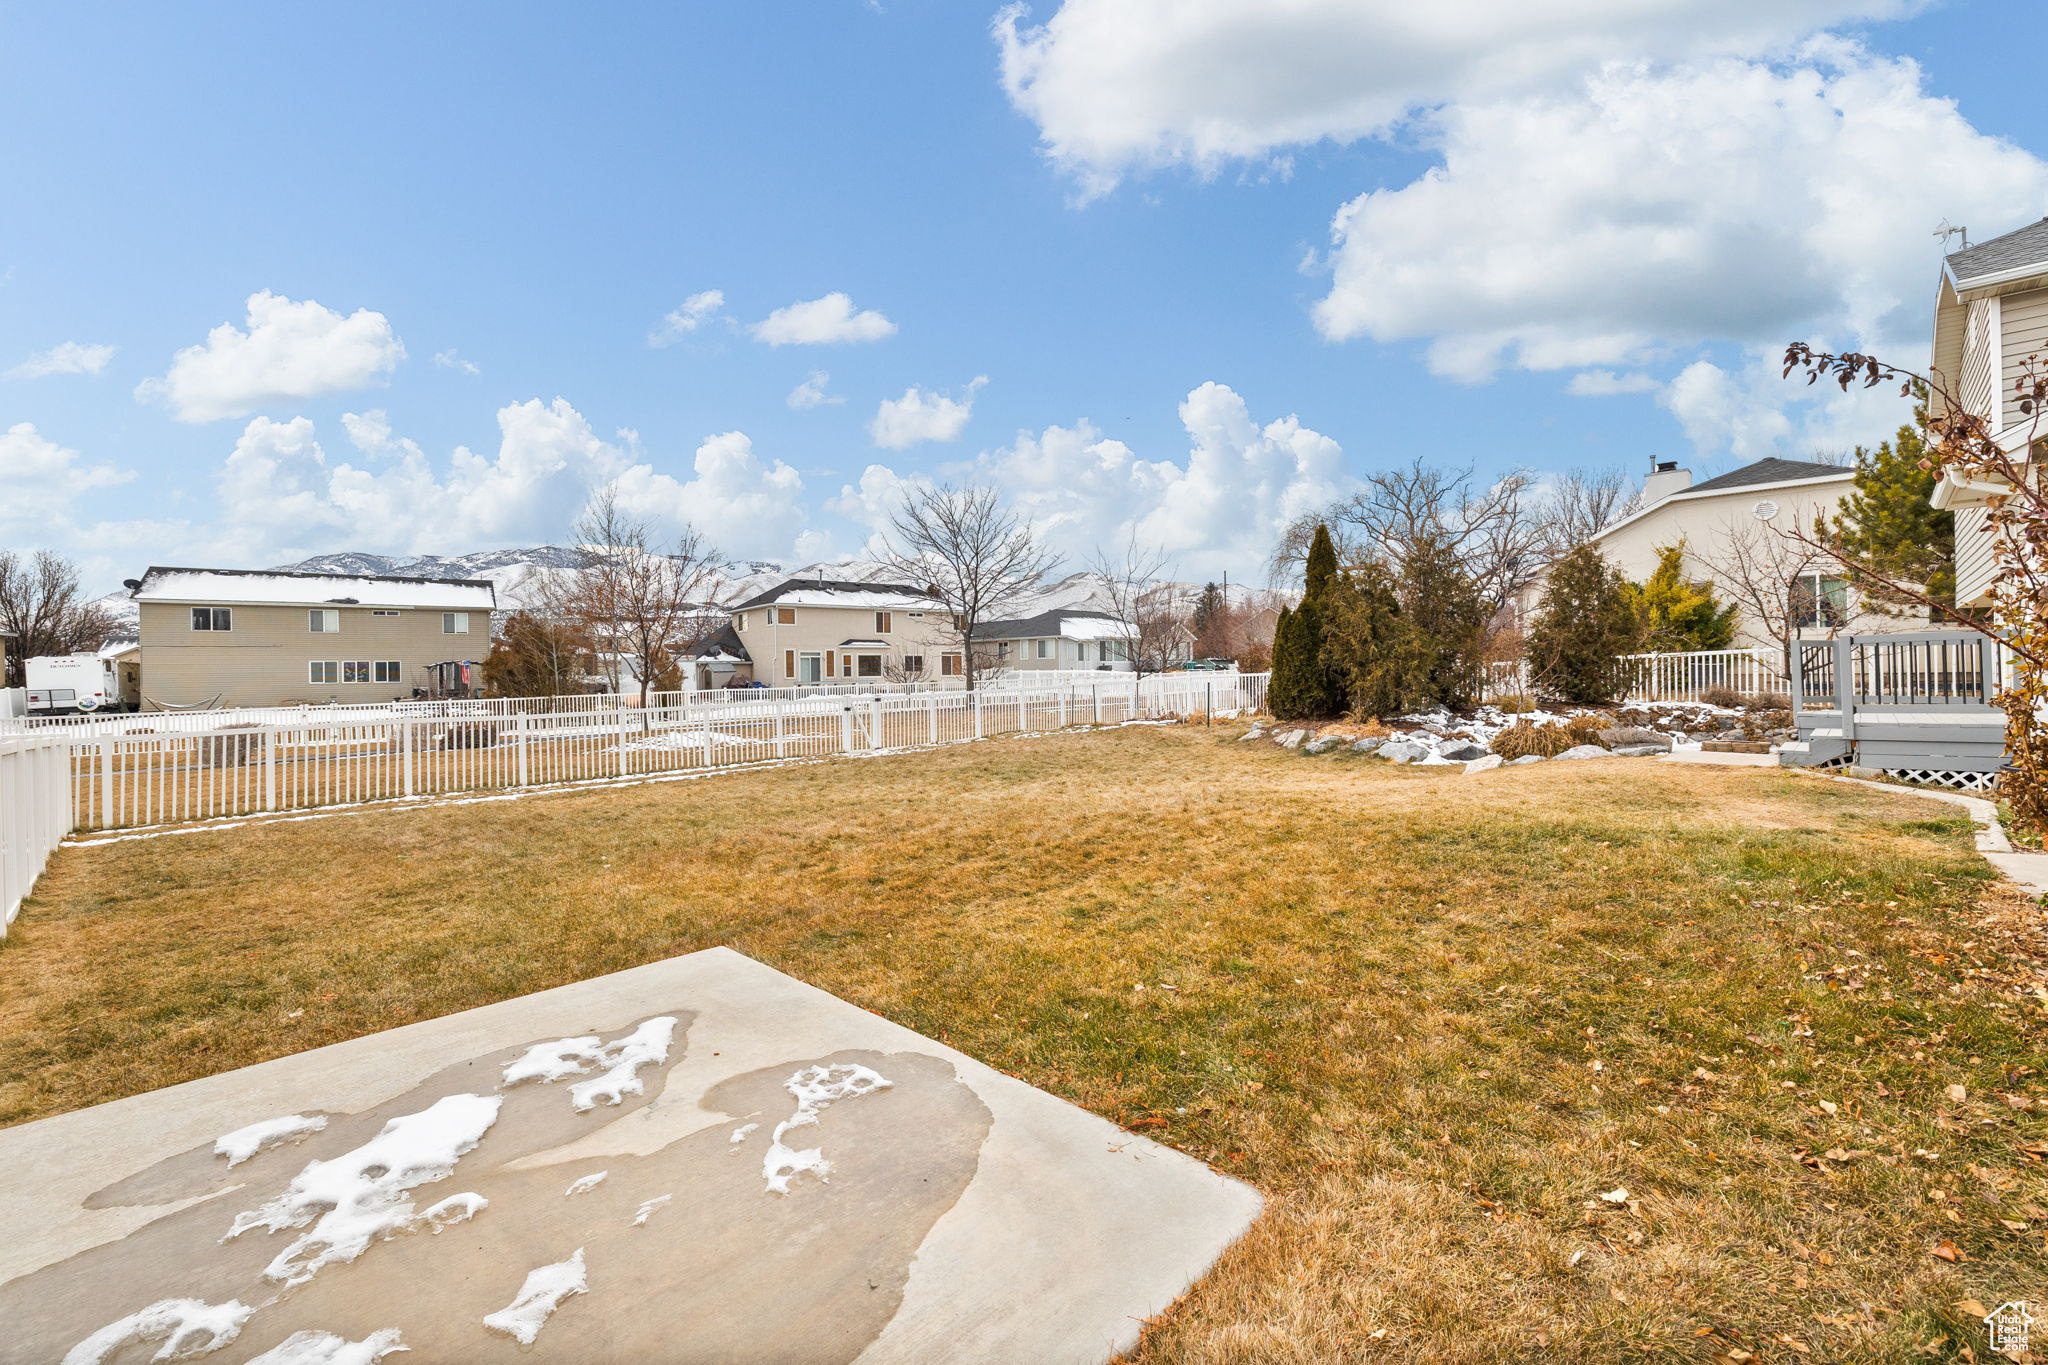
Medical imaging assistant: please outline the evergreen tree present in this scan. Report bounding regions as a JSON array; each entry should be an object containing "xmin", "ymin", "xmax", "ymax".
[
  {"xmin": 1396, "ymin": 534, "xmax": 1489, "ymax": 711},
  {"xmin": 1267, "ymin": 523, "xmax": 1348, "ymax": 718},
  {"xmin": 1833, "ymin": 402, "xmax": 1955, "ymax": 615},
  {"xmin": 1323, "ymin": 562, "xmax": 1422, "ymax": 718},
  {"xmin": 1528, "ymin": 544, "xmax": 1643, "ymax": 703},
  {"xmin": 1627, "ymin": 544, "xmax": 1737, "ymax": 652},
  {"xmin": 1190, "ymin": 582, "xmax": 1224, "ymax": 639}
]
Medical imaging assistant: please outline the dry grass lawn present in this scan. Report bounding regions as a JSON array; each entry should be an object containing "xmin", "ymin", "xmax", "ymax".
[{"xmin": 5, "ymin": 725, "xmax": 2046, "ymax": 1363}]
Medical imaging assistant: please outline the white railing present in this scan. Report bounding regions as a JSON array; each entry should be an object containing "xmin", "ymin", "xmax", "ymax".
[
  {"xmin": 1624, "ymin": 648, "xmax": 1788, "ymax": 702},
  {"xmin": 2, "ymin": 733, "xmax": 73, "ymax": 934},
  {"xmin": 2, "ymin": 673, "xmax": 1268, "ymax": 932}
]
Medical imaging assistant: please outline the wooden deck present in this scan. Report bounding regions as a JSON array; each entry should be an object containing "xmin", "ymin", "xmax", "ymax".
[{"xmin": 1780, "ymin": 632, "xmax": 2009, "ymax": 786}]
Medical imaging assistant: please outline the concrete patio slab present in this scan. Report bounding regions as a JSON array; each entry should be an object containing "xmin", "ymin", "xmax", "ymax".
[{"xmin": 0, "ymin": 948, "xmax": 1261, "ymax": 1364}]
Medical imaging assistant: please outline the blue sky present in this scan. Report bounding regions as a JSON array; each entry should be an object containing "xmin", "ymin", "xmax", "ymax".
[{"xmin": 4, "ymin": 1, "xmax": 2047, "ymax": 592}]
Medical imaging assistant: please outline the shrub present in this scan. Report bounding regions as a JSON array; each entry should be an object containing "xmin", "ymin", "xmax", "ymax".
[
  {"xmin": 440, "ymin": 722, "xmax": 502, "ymax": 750},
  {"xmin": 1528, "ymin": 544, "xmax": 1643, "ymax": 703},
  {"xmin": 199, "ymin": 723, "xmax": 266, "ymax": 768},
  {"xmin": 1237, "ymin": 642, "xmax": 1271, "ymax": 673},
  {"xmin": 1269, "ymin": 524, "xmax": 1348, "ymax": 720},
  {"xmin": 1493, "ymin": 693, "xmax": 1536, "ymax": 714},
  {"xmin": 1564, "ymin": 712, "xmax": 1614, "ymax": 745},
  {"xmin": 1743, "ymin": 691, "xmax": 1791, "ymax": 710},
  {"xmin": 1698, "ymin": 686, "xmax": 1744, "ymax": 709},
  {"xmin": 1492, "ymin": 721, "xmax": 1572, "ymax": 759}
]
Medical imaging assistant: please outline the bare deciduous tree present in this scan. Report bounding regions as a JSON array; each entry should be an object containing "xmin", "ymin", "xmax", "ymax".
[
  {"xmin": 1540, "ymin": 468, "xmax": 1643, "ymax": 554},
  {"xmin": 537, "ymin": 485, "xmax": 725, "ymax": 704},
  {"xmin": 0, "ymin": 550, "xmax": 118, "ymax": 684},
  {"xmin": 882, "ymin": 483, "xmax": 1056, "ymax": 690},
  {"xmin": 1088, "ymin": 537, "xmax": 1189, "ymax": 680},
  {"xmin": 1689, "ymin": 516, "xmax": 1855, "ymax": 671}
]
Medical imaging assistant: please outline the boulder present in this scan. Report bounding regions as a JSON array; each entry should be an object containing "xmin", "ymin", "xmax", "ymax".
[
  {"xmin": 1597, "ymin": 726, "xmax": 1668, "ymax": 750},
  {"xmin": 1554, "ymin": 744, "xmax": 1612, "ymax": 761},
  {"xmin": 1239, "ymin": 725, "xmax": 1267, "ymax": 742},
  {"xmin": 1509, "ymin": 754, "xmax": 1547, "ymax": 765},
  {"xmin": 1276, "ymin": 729, "xmax": 1308, "ymax": 749},
  {"xmin": 1462, "ymin": 754, "xmax": 1504, "ymax": 774},
  {"xmin": 1611, "ymin": 744, "xmax": 1668, "ymax": 757},
  {"xmin": 1378, "ymin": 740, "xmax": 1429, "ymax": 764},
  {"xmin": 1350, "ymin": 736, "xmax": 1386, "ymax": 754},
  {"xmin": 1304, "ymin": 737, "xmax": 1341, "ymax": 755},
  {"xmin": 1438, "ymin": 741, "xmax": 1489, "ymax": 762}
]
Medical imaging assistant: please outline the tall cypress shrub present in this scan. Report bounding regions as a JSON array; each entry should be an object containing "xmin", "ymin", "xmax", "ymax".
[
  {"xmin": 1268, "ymin": 523, "xmax": 1348, "ymax": 719},
  {"xmin": 1529, "ymin": 544, "xmax": 1643, "ymax": 703},
  {"xmin": 1323, "ymin": 562, "xmax": 1420, "ymax": 718}
]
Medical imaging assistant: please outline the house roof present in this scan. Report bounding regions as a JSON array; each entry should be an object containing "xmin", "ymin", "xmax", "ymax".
[
  {"xmin": 835, "ymin": 637, "xmax": 890, "ymax": 649},
  {"xmin": 1681, "ymin": 457, "xmax": 1850, "ymax": 495},
  {"xmin": 131, "ymin": 566, "xmax": 497, "ymax": 611},
  {"xmin": 729, "ymin": 577, "xmax": 940, "ymax": 611},
  {"xmin": 1946, "ymin": 216, "xmax": 2048, "ymax": 288},
  {"xmin": 689, "ymin": 620, "xmax": 749, "ymax": 663},
  {"xmin": 975, "ymin": 608, "xmax": 1133, "ymax": 642}
]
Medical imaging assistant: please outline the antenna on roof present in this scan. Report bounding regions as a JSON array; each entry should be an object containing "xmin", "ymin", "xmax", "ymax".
[{"xmin": 1934, "ymin": 219, "xmax": 1967, "ymax": 250}]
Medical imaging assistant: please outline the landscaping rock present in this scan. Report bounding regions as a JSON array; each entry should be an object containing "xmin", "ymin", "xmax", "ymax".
[
  {"xmin": 1438, "ymin": 742, "xmax": 1489, "ymax": 762},
  {"xmin": 1509, "ymin": 754, "xmax": 1547, "ymax": 765},
  {"xmin": 1239, "ymin": 725, "xmax": 1266, "ymax": 742},
  {"xmin": 1350, "ymin": 737, "xmax": 1385, "ymax": 754},
  {"xmin": 1611, "ymin": 744, "xmax": 1669, "ymax": 757},
  {"xmin": 1304, "ymin": 737, "xmax": 1341, "ymax": 755},
  {"xmin": 1276, "ymin": 729, "xmax": 1308, "ymax": 749},
  {"xmin": 1597, "ymin": 726, "xmax": 1668, "ymax": 750},
  {"xmin": 1554, "ymin": 744, "xmax": 1612, "ymax": 761},
  {"xmin": 1378, "ymin": 741, "xmax": 1429, "ymax": 764},
  {"xmin": 1462, "ymin": 754, "xmax": 1504, "ymax": 774}
]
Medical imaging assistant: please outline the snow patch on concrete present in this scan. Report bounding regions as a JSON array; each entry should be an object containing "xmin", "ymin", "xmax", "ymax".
[
  {"xmin": 244, "ymin": 1328, "xmax": 407, "ymax": 1364},
  {"xmin": 500, "ymin": 1015, "xmax": 678, "ymax": 1112},
  {"xmin": 762, "ymin": 1063, "xmax": 892, "ymax": 1196},
  {"xmin": 564, "ymin": 1170, "xmax": 608, "ymax": 1196},
  {"xmin": 215, "ymin": 1113, "xmax": 328, "ymax": 1167},
  {"xmin": 631, "ymin": 1194, "xmax": 672, "ymax": 1226},
  {"xmin": 62, "ymin": 1297, "xmax": 254, "ymax": 1364}
]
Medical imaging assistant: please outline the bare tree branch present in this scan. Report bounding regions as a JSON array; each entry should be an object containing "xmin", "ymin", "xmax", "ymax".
[
  {"xmin": 1088, "ymin": 536, "xmax": 1187, "ymax": 680},
  {"xmin": 881, "ymin": 483, "xmax": 1057, "ymax": 690},
  {"xmin": 0, "ymin": 550, "xmax": 118, "ymax": 684}
]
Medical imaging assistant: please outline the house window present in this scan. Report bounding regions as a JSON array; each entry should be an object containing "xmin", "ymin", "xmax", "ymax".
[
  {"xmin": 309, "ymin": 609, "xmax": 340, "ymax": 633},
  {"xmin": 841, "ymin": 655, "xmax": 853, "ymax": 676},
  {"xmin": 734, "ymin": 613, "xmax": 747, "ymax": 632},
  {"xmin": 308, "ymin": 661, "xmax": 339, "ymax": 684},
  {"xmin": 442, "ymin": 612, "xmax": 470, "ymax": 634},
  {"xmin": 191, "ymin": 607, "xmax": 231, "ymax": 631},
  {"xmin": 374, "ymin": 661, "xmax": 403, "ymax": 683},
  {"xmin": 940, "ymin": 653, "xmax": 962, "ymax": 676},
  {"xmin": 342, "ymin": 660, "xmax": 372, "ymax": 683},
  {"xmin": 797, "ymin": 652, "xmax": 822, "ymax": 684},
  {"xmin": 951, "ymin": 613, "xmax": 968, "ymax": 630},
  {"xmin": 774, "ymin": 607, "xmax": 796, "ymax": 625},
  {"xmin": 857, "ymin": 654, "xmax": 883, "ymax": 677},
  {"xmin": 1790, "ymin": 573, "xmax": 1849, "ymax": 629},
  {"xmin": 902, "ymin": 654, "xmax": 924, "ymax": 675},
  {"xmin": 874, "ymin": 611, "xmax": 891, "ymax": 633},
  {"xmin": 371, "ymin": 609, "xmax": 400, "ymax": 617},
  {"xmin": 1033, "ymin": 639, "xmax": 1052, "ymax": 660}
]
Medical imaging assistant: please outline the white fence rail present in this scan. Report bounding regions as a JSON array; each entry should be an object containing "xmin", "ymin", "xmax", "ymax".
[
  {"xmin": 1, "ymin": 673, "xmax": 1267, "ymax": 934},
  {"xmin": 1623, "ymin": 649, "xmax": 1788, "ymax": 702},
  {"xmin": 2, "ymin": 734, "xmax": 73, "ymax": 933}
]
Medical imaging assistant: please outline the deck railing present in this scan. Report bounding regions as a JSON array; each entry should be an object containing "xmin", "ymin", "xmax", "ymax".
[{"xmin": 1792, "ymin": 633, "xmax": 2004, "ymax": 711}]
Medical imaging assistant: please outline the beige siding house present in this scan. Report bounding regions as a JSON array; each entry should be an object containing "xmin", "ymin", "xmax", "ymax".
[
  {"xmin": 1929, "ymin": 215, "xmax": 2048, "ymax": 608},
  {"xmin": 131, "ymin": 567, "xmax": 496, "ymax": 709},
  {"xmin": 727, "ymin": 579, "xmax": 962, "ymax": 685},
  {"xmin": 976, "ymin": 609, "xmax": 1134, "ymax": 672}
]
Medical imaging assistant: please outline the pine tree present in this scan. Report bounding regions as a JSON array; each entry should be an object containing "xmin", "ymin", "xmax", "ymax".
[
  {"xmin": 1323, "ymin": 562, "xmax": 1421, "ymax": 718},
  {"xmin": 1267, "ymin": 524, "xmax": 1348, "ymax": 719},
  {"xmin": 1190, "ymin": 582, "xmax": 1224, "ymax": 639},
  {"xmin": 1833, "ymin": 402, "xmax": 1955, "ymax": 615},
  {"xmin": 1528, "ymin": 544, "xmax": 1643, "ymax": 704},
  {"xmin": 1396, "ymin": 534, "xmax": 1488, "ymax": 710},
  {"xmin": 1628, "ymin": 544, "xmax": 1737, "ymax": 652}
]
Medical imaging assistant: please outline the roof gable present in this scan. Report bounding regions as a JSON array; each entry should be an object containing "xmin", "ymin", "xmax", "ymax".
[
  {"xmin": 1681, "ymin": 457, "xmax": 1849, "ymax": 495},
  {"xmin": 1946, "ymin": 216, "xmax": 2048, "ymax": 287}
]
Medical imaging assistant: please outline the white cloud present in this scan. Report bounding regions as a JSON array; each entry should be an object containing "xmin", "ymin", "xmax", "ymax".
[
  {"xmin": 751, "ymin": 293, "xmax": 897, "ymax": 346},
  {"xmin": 1310, "ymin": 47, "xmax": 2048, "ymax": 401},
  {"xmin": 6, "ymin": 341, "xmax": 116, "ymax": 380},
  {"xmin": 834, "ymin": 382, "xmax": 1347, "ymax": 575},
  {"xmin": 1566, "ymin": 369, "xmax": 1660, "ymax": 397},
  {"xmin": 868, "ymin": 376, "xmax": 988, "ymax": 450},
  {"xmin": 136, "ymin": 291, "xmax": 406, "ymax": 422},
  {"xmin": 610, "ymin": 431, "xmax": 807, "ymax": 559},
  {"xmin": 648, "ymin": 290, "xmax": 727, "ymax": 347},
  {"xmin": 786, "ymin": 370, "xmax": 844, "ymax": 409},
  {"xmin": 0, "ymin": 423, "xmax": 134, "ymax": 536},
  {"xmin": 996, "ymin": 0, "xmax": 1918, "ymax": 193},
  {"xmin": 434, "ymin": 349, "xmax": 481, "ymax": 375},
  {"xmin": 1658, "ymin": 348, "xmax": 1906, "ymax": 463}
]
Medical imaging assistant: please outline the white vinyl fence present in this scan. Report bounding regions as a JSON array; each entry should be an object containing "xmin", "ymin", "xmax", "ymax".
[
  {"xmin": 1623, "ymin": 648, "xmax": 1787, "ymax": 702},
  {"xmin": 2, "ymin": 733, "xmax": 73, "ymax": 932},
  {"xmin": 0, "ymin": 673, "xmax": 1267, "ymax": 935}
]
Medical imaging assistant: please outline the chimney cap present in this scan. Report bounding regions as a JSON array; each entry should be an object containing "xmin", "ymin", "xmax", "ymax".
[{"xmin": 1654, "ymin": 460, "xmax": 1679, "ymax": 473}]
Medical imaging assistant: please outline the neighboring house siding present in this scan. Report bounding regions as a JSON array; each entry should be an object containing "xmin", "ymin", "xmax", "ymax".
[
  {"xmin": 1960, "ymin": 297, "xmax": 1998, "ymax": 421},
  {"xmin": 1951, "ymin": 504, "xmax": 1999, "ymax": 609},
  {"xmin": 137, "ymin": 603, "xmax": 481, "ymax": 708},
  {"xmin": 2000, "ymin": 287, "xmax": 2048, "ymax": 429},
  {"xmin": 731, "ymin": 606, "xmax": 958, "ymax": 684}
]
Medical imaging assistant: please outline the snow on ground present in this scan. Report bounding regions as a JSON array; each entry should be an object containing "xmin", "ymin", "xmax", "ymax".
[
  {"xmin": 500, "ymin": 1016, "xmax": 678, "ymax": 1112},
  {"xmin": 226, "ymin": 1092, "xmax": 500, "ymax": 1286},
  {"xmin": 245, "ymin": 1328, "xmax": 408, "ymax": 1364},
  {"xmin": 563, "ymin": 1171, "xmax": 608, "ymax": 1196},
  {"xmin": 482, "ymin": 1249, "xmax": 587, "ymax": 1346},
  {"xmin": 1381, "ymin": 700, "xmax": 1747, "ymax": 754},
  {"xmin": 61, "ymin": 1297, "xmax": 254, "ymax": 1365},
  {"xmin": 728, "ymin": 1122, "xmax": 758, "ymax": 1145},
  {"xmin": 631, "ymin": 1194, "xmax": 672, "ymax": 1226},
  {"xmin": 214, "ymin": 1113, "xmax": 329, "ymax": 1167},
  {"xmin": 761, "ymin": 1064, "xmax": 892, "ymax": 1196}
]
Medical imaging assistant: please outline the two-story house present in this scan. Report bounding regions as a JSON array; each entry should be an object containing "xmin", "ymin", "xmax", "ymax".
[
  {"xmin": 129, "ymin": 567, "xmax": 496, "ymax": 709},
  {"xmin": 727, "ymin": 579, "xmax": 961, "ymax": 685},
  {"xmin": 1929, "ymin": 215, "xmax": 2048, "ymax": 610},
  {"xmin": 975, "ymin": 609, "xmax": 1135, "ymax": 672}
]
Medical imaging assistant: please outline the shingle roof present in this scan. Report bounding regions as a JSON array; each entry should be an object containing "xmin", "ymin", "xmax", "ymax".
[
  {"xmin": 131, "ymin": 565, "xmax": 496, "ymax": 610},
  {"xmin": 1682, "ymin": 457, "xmax": 1849, "ymax": 496},
  {"xmin": 975, "ymin": 609, "xmax": 1123, "ymax": 641},
  {"xmin": 1946, "ymin": 216, "xmax": 2048, "ymax": 286},
  {"xmin": 728, "ymin": 577, "xmax": 938, "ymax": 611}
]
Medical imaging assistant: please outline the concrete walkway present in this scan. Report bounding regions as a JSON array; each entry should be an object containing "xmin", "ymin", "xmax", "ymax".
[
  {"xmin": 0, "ymin": 949, "xmax": 1261, "ymax": 1364},
  {"xmin": 1821, "ymin": 774, "xmax": 2048, "ymax": 898}
]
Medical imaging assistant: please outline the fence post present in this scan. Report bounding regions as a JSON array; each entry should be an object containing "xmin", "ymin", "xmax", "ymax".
[
  {"xmin": 839, "ymin": 703, "xmax": 855, "ymax": 753},
  {"xmin": 1979, "ymin": 636, "xmax": 2000, "ymax": 704},
  {"xmin": 1832, "ymin": 637, "xmax": 1857, "ymax": 742},
  {"xmin": 972, "ymin": 690, "xmax": 983, "ymax": 739},
  {"xmin": 266, "ymin": 727, "xmax": 279, "ymax": 811},
  {"xmin": 400, "ymin": 719, "xmax": 414, "ymax": 798},
  {"xmin": 701, "ymin": 707, "xmax": 714, "ymax": 766},
  {"xmin": 1091, "ymin": 685, "xmax": 1100, "ymax": 725},
  {"xmin": 773, "ymin": 700, "xmax": 786, "ymax": 758},
  {"xmin": 616, "ymin": 694, "xmax": 628, "ymax": 777},
  {"xmin": 516, "ymin": 713, "xmax": 530, "ymax": 787},
  {"xmin": 926, "ymin": 693, "xmax": 937, "ymax": 745},
  {"xmin": 98, "ymin": 737, "xmax": 112, "ymax": 830},
  {"xmin": 870, "ymin": 696, "xmax": 885, "ymax": 751},
  {"xmin": 1057, "ymin": 687, "xmax": 1068, "ymax": 730},
  {"xmin": 1206, "ymin": 681, "xmax": 1213, "ymax": 725}
]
